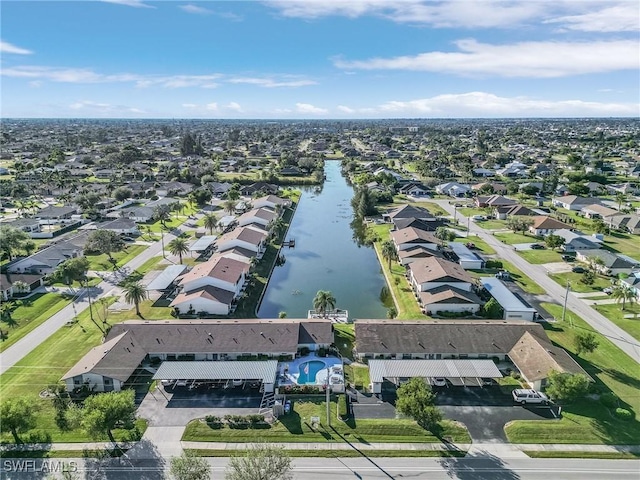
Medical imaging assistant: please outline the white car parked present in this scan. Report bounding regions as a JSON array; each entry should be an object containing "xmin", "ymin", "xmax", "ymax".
[{"xmin": 512, "ymin": 389, "xmax": 550, "ymax": 405}]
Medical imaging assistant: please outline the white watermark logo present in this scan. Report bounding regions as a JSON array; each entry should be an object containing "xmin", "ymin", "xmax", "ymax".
[{"xmin": 3, "ymin": 460, "xmax": 79, "ymax": 473}]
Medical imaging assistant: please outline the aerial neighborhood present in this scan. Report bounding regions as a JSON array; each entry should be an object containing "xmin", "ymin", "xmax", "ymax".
[{"xmin": 0, "ymin": 118, "xmax": 639, "ymax": 466}]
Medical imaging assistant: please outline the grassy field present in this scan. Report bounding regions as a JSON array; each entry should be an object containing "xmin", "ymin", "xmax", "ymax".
[
  {"xmin": 0, "ymin": 297, "xmax": 146, "ymax": 443},
  {"xmin": 182, "ymin": 397, "xmax": 471, "ymax": 444},
  {"xmin": 592, "ymin": 303, "xmax": 640, "ymax": 342},
  {"xmin": 344, "ymin": 364, "xmax": 370, "ymax": 390},
  {"xmin": 133, "ymin": 255, "xmax": 165, "ymax": 275},
  {"xmin": 494, "ymin": 232, "xmax": 538, "ymax": 245},
  {"xmin": 0, "ymin": 293, "xmax": 72, "ymax": 353},
  {"xmin": 602, "ymin": 232, "xmax": 640, "ymax": 261},
  {"xmin": 85, "ymin": 245, "xmax": 145, "ymax": 271},
  {"xmin": 333, "ymin": 324, "xmax": 355, "ymax": 360},
  {"xmin": 517, "ymin": 248, "xmax": 563, "ymax": 264},
  {"xmin": 500, "ymin": 261, "xmax": 546, "ymax": 295},
  {"xmin": 369, "ymin": 223, "xmax": 427, "ymax": 320},
  {"xmin": 525, "ymin": 451, "xmax": 640, "ymax": 459},
  {"xmin": 452, "ymin": 237, "xmax": 496, "ymax": 255},
  {"xmin": 504, "ymin": 302, "xmax": 640, "ymax": 445},
  {"xmin": 549, "ymin": 272, "xmax": 613, "ymax": 293},
  {"xmin": 478, "ymin": 219, "xmax": 508, "ymax": 231},
  {"xmin": 187, "ymin": 449, "xmax": 465, "ymax": 458}
]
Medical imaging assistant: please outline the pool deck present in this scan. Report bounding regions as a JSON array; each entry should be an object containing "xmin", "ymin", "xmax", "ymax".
[{"xmin": 277, "ymin": 353, "xmax": 344, "ymax": 387}]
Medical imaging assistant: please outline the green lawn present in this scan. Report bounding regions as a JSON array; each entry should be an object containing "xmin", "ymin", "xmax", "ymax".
[
  {"xmin": 548, "ymin": 272, "xmax": 614, "ymax": 293},
  {"xmin": 187, "ymin": 449, "xmax": 465, "ymax": 458},
  {"xmin": 517, "ymin": 249, "xmax": 563, "ymax": 264},
  {"xmin": 504, "ymin": 302, "xmax": 640, "ymax": 445},
  {"xmin": 494, "ymin": 232, "xmax": 538, "ymax": 245},
  {"xmin": 85, "ymin": 245, "xmax": 146, "ymax": 271},
  {"xmin": 592, "ymin": 303, "xmax": 640, "ymax": 342},
  {"xmin": 501, "ymin": 261, "xmax": 546, "ymax": 295},
  {"xmin": 333, "ymin": 324, "xmax": 355, "ymax": 360},
  {"xmin": 133, "ymin": 255, "xmax": 165, "ymax": 275},
  {"xmin": 344, "ymin": 364, "xmax": 370, "ymax": 390},
  {"xmin": 454, "ymin": 236, "xmax": 496, "ymax": 255},
  {"xmin": 0, "ymin": 293, "xmax": 72, "ymax": 353},
  {"xmin": 602, "ymin": 232, "xmax": 640, "ymax": 261},
  {"xmin": 525, "ymin": 451, "xmax": 640, "ymax": 459},
  {"xmin": 182, "ymin": 397, "xmax": 470, "ymax": 444},
  {"xmin": 479, "ymin": 219, "xmax": 508, "ymax": 231},
  {"xmin": 0, "ymin": 297, "xmax": 146, "ymax": 443}
]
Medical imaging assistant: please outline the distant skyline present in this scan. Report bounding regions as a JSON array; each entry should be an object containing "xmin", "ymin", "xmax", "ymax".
[{"xmin": 1, "ymin": 0, "xmax": 639, "ymax": 119}]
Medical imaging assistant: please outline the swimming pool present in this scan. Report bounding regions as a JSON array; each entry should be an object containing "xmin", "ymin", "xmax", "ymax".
[{"xmin": 297, "ymin": 360, "xmax": 326, "ymax": 384}]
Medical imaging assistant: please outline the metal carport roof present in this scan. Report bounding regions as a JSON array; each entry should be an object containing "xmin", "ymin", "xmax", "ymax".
[
  {"xmin": 146, "ymin": 264, "xmax": 187, "ymax": 290},
  {"xmin": 189, "ymin": 235, "xmax": 217, "ymax": 252},
  {"xmin": 368, "ymin": 359, "xmax": 502, "ymax": 384},
  {"xmin": 152, "ymin": 360, "xmax": 278, "ymax": 383}
]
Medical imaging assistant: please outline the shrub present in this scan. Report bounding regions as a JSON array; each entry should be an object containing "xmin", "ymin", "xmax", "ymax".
[
  {"xmin": 338, "ymin": 395, "xmax": 349, "ymax": 419},
  {"xmin": 485, "ymin": 260, "xmax": 503, "ymax": 269},
  {"xmin": 615, "ymin": 408, "xmax": 632, "ymax": 420},
  {"xmin": 205, "ymin": 415, "xmax": 221, "ymax": 424},
  {"xmin": 600, "ymin": 392, "xmax": 619, "ymax": 409}
]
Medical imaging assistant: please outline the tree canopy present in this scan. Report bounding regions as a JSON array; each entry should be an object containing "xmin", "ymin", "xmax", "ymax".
[
  {"xmin": 170, "ymin": 451, "xmax": 211, "ymax": 480},
  {"xmin": 52, "ymin": 256, "xmax": 90, "ymax": 286},
  {"xmin": 86, "ymin": 229, "xmax": 125, "ymax": 261},
  {"xmin": 395, "ymin": 378, "xmax": 442, "ymax": 431},
  {"xmin": 545, "ymin": 371, "xmax": 590, "ymax": 403},
  {"xmin": 0, "ymin": 225, "xmax": 29, "ymax": 261},
  {"xmin": 0, "ymin": 397, "xmax": 38, "ymax": 443},
  {"xmin": 312, "ymin": 290, "xmax": 337, "ymax": 316},
  {"xmin": 225, "ymin": 444, "xmax": 292, "ymax": 480},
  {"xmin": 82, "ymin": 390, "xmax": 136, "ymax": 443}
]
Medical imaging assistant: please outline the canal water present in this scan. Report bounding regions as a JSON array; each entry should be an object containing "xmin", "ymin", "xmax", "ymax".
[{"xmin": 257, "ymin": 160, "xmax": 388, "ymax": 319}]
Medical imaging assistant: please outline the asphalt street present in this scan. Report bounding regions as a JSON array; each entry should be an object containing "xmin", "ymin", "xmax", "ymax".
[{"xmin": 434, "ymin": 200, "xmax": 640, "ymax": 364}]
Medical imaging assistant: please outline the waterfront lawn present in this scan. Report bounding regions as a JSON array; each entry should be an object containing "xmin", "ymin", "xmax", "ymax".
[
  {"xmin": 517, "ymin": 249, "xmax": 563, "ymax": 264},
  {"xmin": 85, "ymin": 245, "xmax": 145, "ymax": 271},
  {"xmin": 493, "ymin": 232, "xmax": 537, "ymax": 245},
  {"xmin": 504, "ymin": 302, "xmax": 640, "ymax": 445},
  {"xmin": 0, "ymin": 292, "xmax": 72, "ymax": 353},
  {"xmin": 0, "ymin": 297, "xmax": 147, "ymax": 444},
  {"xmin": 548, "ymin": 272, "xmax": 613, "ymax": 294},
  {"xmin": 182, "ymin": 398, "xmax": 471, "ymax": 444},
  {"xmin": 333, "ymin": 324, "xmax": 355, "ymax": 360},
  {"xmin": 592, "ymin": 303, "xmax": 640, "ymax": 342}
]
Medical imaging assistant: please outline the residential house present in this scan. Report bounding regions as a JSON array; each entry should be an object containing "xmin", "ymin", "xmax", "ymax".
[
  {"xmin": 471, "ymin": 182, "xmax": 507, "ymax": 194},
  {"xmin": 480, "ymin": 277, "xmax": 537, "ymax": 321},
  {"xmin": 472, "ymin": 168, "xmax": 496, "ymax": 177},
  {"xmin": 622, "ymin": 272, "xmax": 640, "ymax": 299},
  {"xmin": 581, "ymin": 204, "xmax": 618, "ymax": 220},
  {"xmin": 216, "ymin": 226, "xmax": 268, "ymax": 257},
  {"xmin": 61, "ymin": 318, "xmax": 333, "ymax": 392},
  {"xmin": 398, "ymin": 182, "xmax": 430, "ymax": 197},
  {"xmin": 252, "ymin": 195, "xmax": 290, "ymax": 210},
  {"xmin": 391, "ymin": 217, "xmax": 445, "ymax": 232},
  {"xmin": 207, "ymin": 182, "xmax": 233, "ymax": 197},
  {"xmin": 474, "ymin": 195, "xmax": 517, "ymax": 208},
  {"xmin": 382, "ymin": 204, "xmax": 435, "ymax": 224},
  {"xmin": 3, "ymin": 218, "xmax": 42, "ymax": 235},
  {"xmin": 397, "ymin": 246, "xmax": 443, "ymax": 265},
  {"xmin": 156, "ymin": 181, "xmax": 194, "ymax": 197},
  {"xmin": 237, "ymin": 207, "xmax": 278, "ymax": 230},
  {"xmin": 354, "ymin": 319, "xmax": 589, "ymax": 390},
  {"xmin": 554, "ymin": 229, "xmax": 602, "ymax": 252},
  {"xmin": 240, "ymin": 182, "xmax": 279, "ymax": 196},
  {"xmin": 417, "ymin": 285, "xmax": 482, "ymax": 315},
  {"xmin": 390, "ymin": 227, "xmax": 439, "ymax": 252},
  {"xmin": 35, "ymin": 205, "xmax": 78, "ymax": 222},
  {"xmin": 435, "ymin": 182, "xmax": 470, "ymax": 197},
  {"xmin": 609, "ymin": 214, "xmax": 640, "ymax": 234},
  {"xmin": 552, "ymin": 195, "xmax": 598, "ymax": 211},
  {"xmin": 493, "ymin": 205, "xmax": 535, "ymax": 220},
  {"xmin": 177, "ymin": 254, "xmax": 249, "ymax": 297},
  {"xmin": 99, "ymin": 218, "xmax": 140, "ymax": 236},
  {"xmin": 529, "ymin": 216, "xmax": 571, "ymax": 236},
  {"xmin": 0, "ymin": 273, "xmax": 45, "ymax": 301},
  {"xmin": 408, "ymin": 256, "xmax": 475, "ymax": 293},
  {"xmin": 6, "ymin": 239, "xmax": 83, "ymax": 275},
  {"xmin": 576, "ymin": 250, "xmax": 640, "ymax": 277}
]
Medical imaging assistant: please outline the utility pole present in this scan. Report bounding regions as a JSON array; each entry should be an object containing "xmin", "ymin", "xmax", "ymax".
[
  {"xmin": 326, "ymin": 373, "xmax": 331, "ymax": 428},
  {"xmin": 561, "ymin": 280, "xmax": 571, "ymax": 326},
  {"xmin": 161, "ymin": 228, "xmax": 166, "ymax": 258}
]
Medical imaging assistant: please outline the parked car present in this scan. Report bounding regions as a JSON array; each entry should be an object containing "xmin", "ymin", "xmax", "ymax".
[
  {"xmin": 572, "ymin": 266, "xmax": 586, "ymax": 273},
  {"xmin": 465, "ymin": 242, "xmax": 477, "ymax": 250},
  {"xmin": 471, "ymin": 215, "xmax": 486, "ymax": 221},
  {"xmin": 561, "ymin": 254, "xmax": 575, "ymax": 262},
  {"xmin": 530, "ymin": 243, "xmax": 545, "ymax": 250},
  {"xmin": 512, "ymin": 389, "xmax": 550, "ymax": 405},
  {"xmin": 431, "ymin": 377, "xmax": 447, "ymax": 387},
  {"xmin": 174, "ymin": 380, "xmax": 187, "ymax": 387},
  {"xmin": 603, "ymin": 287, "xmax": 613, "ymax": 295}
]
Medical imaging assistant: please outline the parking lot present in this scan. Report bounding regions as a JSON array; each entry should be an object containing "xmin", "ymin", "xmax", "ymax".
[
  {"xmin": 352, "ymin": 385, "xmax": 559, "ymax": 442},
  {"xmin": 163, "ymin": 381, "xmax": 263, "ymax": 409}
]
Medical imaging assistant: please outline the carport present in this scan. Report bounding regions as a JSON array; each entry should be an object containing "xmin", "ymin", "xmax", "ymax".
[
  {"xmin": 153, "ymin": 360, "xmax": 278, "ymax": 392},
  {"xmin": 146, "ymin": 264, "xmax": 188, "ymax": 291},
  {"xmin": 189, "ymin": 235, "xmax": 217, "ymax": 253},
  {"xmin": 368, "ymin": 359, "xmax": 502, "ymax": 393}
]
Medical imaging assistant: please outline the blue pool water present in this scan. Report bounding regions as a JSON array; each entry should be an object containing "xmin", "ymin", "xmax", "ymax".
[{"xmin": 297, "ymin": 360, "xmax": 326, "ymax": 385}]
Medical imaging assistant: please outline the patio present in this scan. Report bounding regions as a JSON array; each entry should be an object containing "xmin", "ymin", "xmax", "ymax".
[{"xmin": 277, "ymin": 353, "xmax": 344, "ymax": 388}]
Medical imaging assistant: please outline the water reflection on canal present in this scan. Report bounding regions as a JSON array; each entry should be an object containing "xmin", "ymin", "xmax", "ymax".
[{"xmin": 257, "ymin": 160, "xmax": 388, "ymax": 319}]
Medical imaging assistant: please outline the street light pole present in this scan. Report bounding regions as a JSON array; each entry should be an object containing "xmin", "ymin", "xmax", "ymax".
[
  {"xmin": 561, "ymin": 280, "xmax": 571, "ymax": 326},
  {"xmin": 161, "ymin": 228, "xmax": 166, "ymax": 259}
]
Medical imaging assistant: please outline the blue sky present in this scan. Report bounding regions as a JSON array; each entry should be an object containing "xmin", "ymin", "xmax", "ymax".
[{"xmin": 1, "ymin": 0, "xmax": 639, "ymax": 118}]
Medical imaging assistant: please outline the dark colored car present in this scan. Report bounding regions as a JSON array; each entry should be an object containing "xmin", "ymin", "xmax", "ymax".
[
  {"xmin": 530, "ymin": 243, "xmax": 545, "ymax": 250},
  {"xmin": 572, "ymin": 266, "xmax": 586, "ymax": 273},
  {"xmin": 561, "ymin": 255, "xmax": 575, "ymax": 262}
]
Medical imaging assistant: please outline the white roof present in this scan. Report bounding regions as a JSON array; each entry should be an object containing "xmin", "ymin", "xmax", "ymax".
[
  {"xmin": 146, "ymin": 264, "xmax": 188, "ymax": 290},
  {"xmin": 369, "ymin": 359, "xmax": 501, "ymax": 383},
  {"xmin": 152, "ymin": 360, "xmax": 278, "ymax": 383},
  {"xmin": 480, "ymin": 277, "xmax": 537, "ymax": 313},
  {"xmin": 189, "ymin": 235, "xmax": 217, "ymax": 252},
  {"xmin": 449, "ymin": 242, "xmax": 484, "ymax": 263}
]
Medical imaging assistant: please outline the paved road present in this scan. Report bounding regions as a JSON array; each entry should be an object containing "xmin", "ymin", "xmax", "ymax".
[
  {"xmin": 434, "ymin": 200, "xmax": 640, "ymax": 364},
  {"xmin": 2, "ymin": 455, "xmax": 638, "ymax": 479},
  {"xmin": 0, "ymin": 233, "xmax": 177, "ymax": 375}
]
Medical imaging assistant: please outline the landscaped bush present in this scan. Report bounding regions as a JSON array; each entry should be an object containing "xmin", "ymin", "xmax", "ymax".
[
  {"xmin": 338, "ymin": 394, "xmax": 349, "ymax": 419},
  {"xmin": 205, "ymin": 415, "xmax": 222, "ymax": 428},
  {"xmin": 600, "ymin": 392, "xmax": 619, "ymax": 408},
  {"xmin": 485, "ymin": 260, "xmax": 503, "ymax": 269},
  {"xmin": 615, "ymin": 408, "xmax": 633, "ymax": 420},
  {"xmin": 281, "ymin": 385, "xmax": 322, "ymax": 394},
  {"xmin": 435, "ymin": 310, "xmax": 473, "ymax": 318}
]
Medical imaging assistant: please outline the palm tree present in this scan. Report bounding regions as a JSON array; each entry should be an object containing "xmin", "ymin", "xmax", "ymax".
[
  {"xmin": 123, "ymin": 281, "xmax": 148, "ymax": 317},
  {"xmin": 381, "ymin": 240, "xmax": 397, "ymax": 269},
  {"xmin": 167, "ymin": 237, "xmax": 189, "ymax": 264},
  {"xmin": 615, "ymin": 192, "xmax": 627, "ymax": 212},
  {"xmin": 313, "ymin": 290, "xmax": 336, "ymax": 317},
  {"xmin": 223, "ymin": 200, "xmax": 235, "ymax": 215},
  {"xmin": 153, "ymin": 204, "xmax": 171, "ymax": 227},
  {"xmin": 203, "ymin": 213, "xmax": 218, "ymax": 235},
  {"xmin": 611, "ymin": 283, "xmax": 635, "ymax": 311}
]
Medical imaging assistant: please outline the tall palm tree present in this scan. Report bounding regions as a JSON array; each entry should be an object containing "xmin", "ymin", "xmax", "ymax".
[
  {"xmin": 123, "ymin": 281, "xmax": 147, "ymax": 317},
  {"xmin": 153, "ymin": 204, "xmax": 171, "ymax": 227},
  {"xmin": 615, "ymin": 192, "xmax": 627, "ymax": 212},
  {"xmin": 203, "ymin": 213, "xmax": 218, "ymax": 235},
  {"xmin": 381, "ymin": 240, "xmax": 397, "ymax": 269},
  {"xmin": 168, "ymin": 237, "xmax": 189, "ymax": 264},
  {"xmin": 223, "ymin": 200, "xmax": 236, "ymax": 215},
  {"xmin": 611, "ymin": 283, "xmax": 635, "ymax": 311},
  {"xmin": 313, "ymin": 290, "xmax": 336, "ymax": 317}
]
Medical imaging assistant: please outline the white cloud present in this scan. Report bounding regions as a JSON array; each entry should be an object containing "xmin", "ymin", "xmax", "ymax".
[
  {"xmin": 180, "ymin": 4, "xmax": 212, "ymax": 15},
  {"xmin": 295, "ymin": 103, "xmax": 328, "ymax": 114},
  {"xmin": 375, "ymin": 92, "xmax": 639, "ymax": 117},
  {"xmin": 228, "ymin": 77, "xmax": 317, "ymax": 88},
  {"xmin": 546, "ymin": 3, "xmax": 639, "ymax": 32},
  {"xmin": 337, "ymin": 105, "xmax": 356, "ymax": 114},
  {"xmin": 205, "ymin": 103, "xmax": 218, "ymax": 111},
  {"xmin": 182, "ymin": 103, "xmax": 198, "ymax": 108},
  {"xmin": 102, "ymin": 0, "xmax": 154, "ymax": 8},
  {"xmin": 334, "ymin": 39, "xmax": 639, "ymax": 78},
  {"xmin": 68, "ymin": 100, "xmax": 145, "ymax": 115},
  {"xmin": 226, "ymin": 102, "xmax": 243, "ymax": 112},
  {"xmin": 266, "ymin": 0, "xmax": 545, "ymax": 28},
  {"xmin": 1, "ymin": 40, "xmax": 33, "ymax": 55}
]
